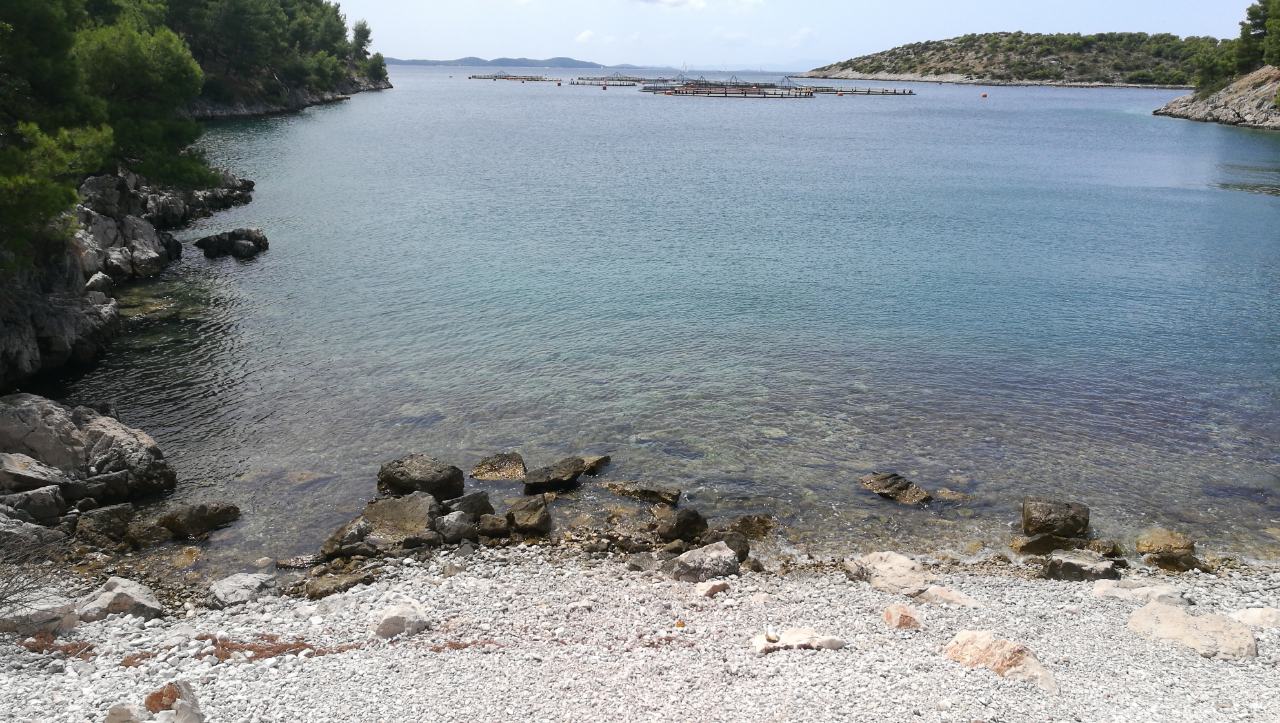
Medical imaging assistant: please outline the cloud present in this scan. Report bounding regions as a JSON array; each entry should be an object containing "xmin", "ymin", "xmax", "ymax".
[
  {"xmin": 575, "ymin": 29, "xmax": 595, "ymax": 43},
  {"xmin": 633, "ymin": 0, "xmax": 708, "ymax": 9}
]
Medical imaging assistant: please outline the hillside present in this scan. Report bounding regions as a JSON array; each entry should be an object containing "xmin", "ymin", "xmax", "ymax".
[{"xmin": 807, "ymin": 32, "xmax": 1227, "ymax": 87}]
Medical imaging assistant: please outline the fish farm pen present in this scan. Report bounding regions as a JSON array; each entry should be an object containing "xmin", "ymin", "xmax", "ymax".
[
  {"xmin": 569, "ymin": 79, "xmax": 637, "ymax": 87},
  {"xmin": 797, "ymin": 85, "xmax": 916, "ymax": 96},
  {"xmin": 468, "ymin": 73, "xmax": 558, "ymax": 82}
]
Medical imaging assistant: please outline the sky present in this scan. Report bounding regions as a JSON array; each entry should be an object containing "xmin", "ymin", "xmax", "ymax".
[{"xmin": 336, "ymin": 0, "xmax": 1248, "ymax": 71}]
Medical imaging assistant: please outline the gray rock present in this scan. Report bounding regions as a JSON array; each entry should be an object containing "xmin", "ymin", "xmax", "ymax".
[
  {"xmin": 321, "ymin": 518, "xmax": 374, "ymax": 559},
  {"xmin": 701, "ymin": 530, "xmax": 750, "ymax": 562},
  {"xmin": 0, "ymin": 485, "xmax": 66, "ymax": 525},
  {"xmin": 470, "ymin": 452, "xmax": 527, "ymax": 481},
  {"xmin": 443, "ymin": 492, "xmax": 495, "ymax": 521},
  {"xmin": 193, "ymin": 228, "xmax": 269, "ymax": 259},
  {"xmin": 477, "ymin": 513, "xmax": 510, "ymax": 538},
  {"xmin": 209, "ymin": 573, "xmax": 275, "ymax": 609},
  {"xmin": 522, "ymin": 457, "xmax": 587, "ymax": 494},
  {"xmin": 665, "ymin": 541, "xmax": 740, "ymax": 582},
  {"xmin": 76, "ymin": 577, "xmax": 164, "ymax": 622},
  {"xmin": 74, "ymin": 405, "xmax": 176, "ymax": 497},
  {"xmin": 158, "ymin": 502, "xmax": 240, "ymax": 539},
  {"xmin": 602, "ymin": 481, "xmax": 680, "ymax": 506},
  {"xmin": 435, "ymin": 511, "xmax": 479, "ymax": 544},
  {"xmin": 860, "ymin": 471, "xmax": 932, "ymax": 505},
  {"xmin": 84, "ymin": 272, "xmax": 114, "ymax": 294},
  {"xmin": 656, "ymin": 508, "xmax": 708, "ymax": 542},
  {"xmin": 0, "ymin": 515, "xmax": 64, "ymax": 547},
  {"xmin": 1154, "ymin": 66, "xmax": 1280, "ymax": 131},
  {"xmin": 843, "ymin": 551, "xmax": 930, "ymax": 596},
  {"xmin": 374, "ymin": 602, "xmax": 429, "ymax": 639},
  {"xmin": 0, "ymin": 394, "xmax": 87, "ymax": 474},
  {"xmin": 0, "ymin": 453, "xmax": 72, "ymax": 493},
  {"xmin": 1022, "ymin": 497, "xmax": 1089, "ymax": 537},
  {"xmin": 305, "ymin": 572, "xmax": 373, "ymax": 600},
  {"xmin": 0, "ymin": 592, "xmax": 78, "ymax": 635},
  {"xmin": 1135, "ymin": 528, "xmax": 1202, "ymax": 572},
  {"xmin": 581, "ymin": 454, "xmax": 611, "ymax": 476},
  {"xmin": 361, "ymin": 492, "xmax": 441, "ymax": 547},
  {"xmin": 377, "ymin": 454, "xmax": 465, "ymax": 500},
  {"xmin": 75, "ymin": 503, "xmax": 136, "ymax": 547},
  {"xmin": 507, "ymin": 495, "xmax": 553, "ymax": 535},
  {"xmin": 1043, "ymin": 551, "xmax": 1121, "ymax": 581},
  {"xmin": 1010, "ymin": 533, "xmax": 1084, "ymax": 556}
]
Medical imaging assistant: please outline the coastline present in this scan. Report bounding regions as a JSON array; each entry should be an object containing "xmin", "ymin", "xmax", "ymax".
[
  {"xmin": 186, "ymin": 77, "xmax": 393, "ymax": 121},
  {"xmin": 796, "ymin": 70, "xmax": 1192, "ymax": 90},
  {"xmin": 1153, "ymin": 66, "xmax": 1280, "ymax": 131}
]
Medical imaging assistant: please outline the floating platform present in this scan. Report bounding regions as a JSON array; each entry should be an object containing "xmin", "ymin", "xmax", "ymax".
[
  {"xmin": 798, "ymin": 85, "xmax": 915, "ymax": 96},
  {"xmin": 468, "ymin": 73, "xmax": 558, "ymax": 82},
  {"xmin": 569, "ymin": 79, "xmax": 637, "ymax": 87}
]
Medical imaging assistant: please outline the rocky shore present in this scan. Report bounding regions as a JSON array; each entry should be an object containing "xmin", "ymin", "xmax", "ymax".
[
  {"xmin": 1, "ymin": 400, "xmax": 1278, "ymax": 720},
  {"xmin": 1154, "ymin": 65, "xmax": 1280, "ymax": 131},
  {"xmin": 185, "ymin": 76, "xmax": 392, "ymax": 121}
]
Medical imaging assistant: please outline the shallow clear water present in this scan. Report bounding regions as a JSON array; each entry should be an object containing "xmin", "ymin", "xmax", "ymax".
[{"xmin": 46, "ymin": 67, "xmax": 1280, "ymax": 562}]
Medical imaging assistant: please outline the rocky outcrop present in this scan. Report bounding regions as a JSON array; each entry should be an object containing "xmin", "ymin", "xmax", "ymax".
[
  {"xmin": 1155, "ymin": 66, "xmax": 1280, "ymax": 130},
  {"xmin": 1, "ymin": 169, "xmax": 253, "ymax": 390},
  {"xmin": 377, "ymin": 454, "xmax": 465, "ymax": 500},
  {"xmin": 193, "ymin": 229, "xmax": 269, "ymax": 259},
  {"xmin": 186, "ymin": 76, "xmax": 393, "ymax": 120}
]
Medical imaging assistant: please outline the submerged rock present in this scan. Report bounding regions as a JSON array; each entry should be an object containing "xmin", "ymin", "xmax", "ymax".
[
  {"xmin": 1021, "ymin": 497, "xmax": 1089, "ymax": 537},
  {"xmin": 75, "ymin": 503, "xmax": 136, "ymax": 547},
  {"xmin": 470, "ymin": 452, "xmax": 527, "ymax": 481},
  {"xmin": 580, "ymin": 455, "xmax": 611, "ymax": 476},
  {"xmin": 158, "ymin": 502, "xmax": 240, "ymax": 539},
  {"xmin": 522, "ymin": 457, "xmax": 588, "ymax": 495},
  {"xmin": 860, "ymin": 472, "xmax": 931, "ymax": 505},
  {"xmin": 602, "ymin": 481, "xmax": 680, "ymax": 507},
  {"xmin": 193, "ymin": 228, "xmax": 269, "ymax": 259},
  {"xmin": 377, "ymin": 454, "xmax": 465, "ymax": 501}
]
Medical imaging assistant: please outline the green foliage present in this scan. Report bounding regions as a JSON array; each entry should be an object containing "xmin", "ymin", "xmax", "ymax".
[
  {"xmin": 0, "ymin": 123, "xmax": 112, "ymax": 260},
  {"xmin": 1193, "ymin": 39, "xmax": 1240, "ymax": 96},
  {"xmin": 364, "ymin": 52, "xmax": 389, "ymax": 83},
  {"xmin": 820, "ymin": 31, "xmax": 1223, "ymax": 86}
]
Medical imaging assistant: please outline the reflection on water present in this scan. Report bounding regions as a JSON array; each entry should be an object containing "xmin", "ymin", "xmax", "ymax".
[{"xmin": 41, "ymin": 67, "xmax": 1280, "ymax": 567}]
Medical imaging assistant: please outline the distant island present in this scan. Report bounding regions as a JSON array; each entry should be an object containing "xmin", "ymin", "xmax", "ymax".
[
  {"xmin": 386, "ymin": 56, "xmax": 656, "ymax": 69},
  {"xmin": 806, "ymin": 32, "xmax": 1229, "ymax": 87}
]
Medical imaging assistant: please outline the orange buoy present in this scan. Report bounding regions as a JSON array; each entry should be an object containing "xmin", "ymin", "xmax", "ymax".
[
  {"xmin": 837, "ymin": 92, "xmax": 844, "ymax": 97},
  {"xmin": 981, "ymin": 92, "xmax": 988, "ymax": 98}
]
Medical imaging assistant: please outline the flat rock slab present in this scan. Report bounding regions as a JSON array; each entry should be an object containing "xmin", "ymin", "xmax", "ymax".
[
  {"xmin": 944, "ymin": 630, "xmax": 1058, "ymax": 694},
  {"xmin": 77, "ymin": 577, "xmax": 164, "ymax": 622},
  {"xmin": 1127, "ymin": 602, "xmax": 1257, "ymax": 659},
  {"xmin": 209, "ymin": 573, "xmax": 275, "ymax": 609},
  {"xmin": 860, "ymin": 472, "xmax": 931, "ymax": 505},
  {"xmin": 1093, "ymin": 579, "xmax": 1186, "ymax": 607},
  {"xmin": 1043, "ymin": 551, "xmax": 1121, "ymax": 581},
  {"xmin": 522, "ymin": 457, "xmax": 587, "ymax": 495},
  {"xmin": 843, "ymin": 551, "xmax": 930, "ymax": 596},
  {"xmin": 470, "ymin": 453, "xmax": 526, "ymax": 481}
]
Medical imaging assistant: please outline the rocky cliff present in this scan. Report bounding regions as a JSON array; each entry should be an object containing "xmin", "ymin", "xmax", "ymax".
[
  {"xmin": 0, "ymin": 170, "xmax": 254, "ymax": 391},
  {"xmin": 187, "ymin": 75, "xmax": 392, "ymax": 121},
  {"xmin": 1155, "ymin": 66, "xmax": 1280, "ymax": 130}
]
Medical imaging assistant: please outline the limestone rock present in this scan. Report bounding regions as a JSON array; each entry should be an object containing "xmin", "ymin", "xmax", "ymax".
[
  {"xmin": 1135, "ymin": 528, "xmax": 1202, "ymax": 572},
  {"xmin": 193, "ymin": 228, "xmax": 269, "ymax": 259},
  {"xmin": 0, "ymin": 485, "xmax": 66, "ymax": 525},
  {"xmin": 883, "ymin": 604, "xmax": 923, "ymax": 630},
  {"xmin": 696, "ymin": 581, "xmax": 730, "ymax": 598},
  {"xmin": 507, "ymin": 495, "xmax": 552, "ymax": 535},
  {"xmin": 75, "ymin": 406, "xmax": 176, "ymax": 497},
  {"xmin": 374, "ymin": 602, "xmax": 430, "ymax": 638},
  {"xmin": 1230, "ymin": 608, "xmax": 1280, "ymax": 629},
  {"xmin": 321, "ymin": 518, "xmax": 373, "ymax": 560},
  {"xmin": 860, "ymin": 472, "xmax": 931, "ymax": 505},
  {"xmin": 209, "ymin": 573, "xmax": 274, "ymax": 609},
  {"xmin": 1010, "ymin": 533, "xmax": 1083, "ymax": 556},
  {"xmin": 665, "ymin": 541, "xmax": 739, "ymax": 582},
  {"xmin": 158, "ymin": 502, "xmax": 240, "ymax": 539},
  {"xmin": 700, "ymin": 530, "xmax": 750, "ymax": 562},
  {"xmin": 143, "ymin": 679, "xmax": 203, "ymax": 722},
  {"xmin": 470, "ymin": 452, "xmax": 527, "ymax": 481},
  {"xmin": 602, "ymin": 481, "xmax": 680, "ymax": 507},
  {"xmin": 442, "ymin": 492, "xmax": 494, "ymax": 522},
  {"xmin": 917, "ymin": 585, "xmax": 982, "ymax": 608},
  {"xmin": 1154, "ymin": 65, "xmax": 1280, "ymax": 131},
  {"xmin": 0, "ymin": 394, "xmax": 86, "ymax": 474},
  {"xmin": 842, "ymin": 551, "xmax": 930, "ymax": 596},
  {"xmin": 0, "ymin": 592, "xmax": 78, "ymax": 635},
  {"xmin": 522, "ymin": 457, "xmax": 587, "ymax": 494},
  {"xmin": 944, "ymin": 630, "xmax": 1058, "ymax": 693},
  {"xmin": 435, "ymin": 511, "xmax": 478, "ymax": 544},
  {"xmin": 0, "ymin": 453, "xmax": 71, "ymax": 493},
  {"xmin": 1093, "ymin": 579, "xmax": 1187, "ymax": 607},
  {"xmin": 1043, "ymin": 550, "xmax": 1121, "ymax": 581},
  {"xmin": 377, "ymin": 454, "xmax": 464, "ymax": 500},
  {"xmin": 0, "ymin": 515, "xmax": 64, "ymax": 547},
  {"xmin": 360, "ymin": 492, "xmax": 441, "ymax": 547},
  {"xmin": 77, "ymin": 577, "xmax": 164, "ymax": 622},
  {"xmin": 1022, "ymin": 497, "xmax": 1089, "ymax": 537},
  {"xmin": 1128, "ymin": 602, "xmax": 1257, "ymax": 659},
  {"xmin": 656, "ymin": 507, "xmax": 708, "ymax": 542},
  {"xmin": 75, "ymin": 503, "xmax": 136, "ymax": 547},
  {"xmin": 477, "ymin": 513, "xmax": 510, "ymax": 538},
  {"xmin": 751, "ymin": 628, "xmax": 846, "ymax": 655}
]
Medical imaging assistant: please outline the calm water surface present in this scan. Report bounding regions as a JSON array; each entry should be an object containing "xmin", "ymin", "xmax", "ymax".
[{"xmin": 48, "ymin": 67, "xmax": 1280, "ymax": 563}]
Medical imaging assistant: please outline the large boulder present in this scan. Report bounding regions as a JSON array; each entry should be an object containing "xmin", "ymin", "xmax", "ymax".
[
  {"xmin": 1135, "ymin": 528, "xmax": 1202, "ymax": 572},
  {"xmin": 361, "ymin": 492, "xmax": 440, "ymax": 548},
  {"xmin": 434, "ymin": 511, "xmax": 478, "ymax": 544},
  {"xmin": 656, "ymin": 508, "xmax": 708, "ymax": 542},
  {"xmin": 0, "ymin": 453, "xmax": 72, "ymax": 493},
  {"xmin": 507, "ymin": 495, "xmax": 552, "ymax": 535},
  {"xmin": 374, "ymin": 602, "xmax": 429, "ymax": 639},
  {"xmin": 77, "ymin": 577, "xmax": 164, "ymax": 622},
  {"xmin": 75, "ymin": 503, "xmax": 136, "ymax": 547},
  {"xmin": 0, "ymin": 593, "xmax": 78, "ymax": 635},
  {"xmin": 944, "ymin": 630, "xmax": 1058, "ymax": 694},
  {"xmin": 75, "ymin": 406, "xmax": 176, "ymax": 497},
  {"xmin": 665, "ymin": 541, "xmax": 740, "ymax": 582},
  {"xmin": 377, "ymin": 455, "xmax": 464, "ymax": 500},
  {"xmin": 0, "ymin": 516, "xmax": 64, "ymax": 547},
  {"xmin": 1021, "ymin": 497, "xmax": 1089, "ymax": 537},
  {"xmin": 0, "ymin": 485, "xmax": 65, "ymax": 526},
  {"xmin": 470, "ymin": 452, "xmax": 527, "ymax": 481},
  {"xmin": 522, "ymin": 457, "xmax": 587, "ymax": 495},
  {"xmin": 0, "ymin": 394, "xmax": 87, "ymax": 474},
  {"xmin": 193, "ymin": 228, "xmax": 269, "ymax": 259},
  {"xmin": 1043, "ymin": 550, "xmax": 1121, "ymax": 581},
  {"xmin": 842, "ymin": 551, "xmax": 930, "ymax": 596},
  {"xmin": 442, "ymin": 492, "xmax": 494, "ymax": 522},
  {"xmin": 321, "ymin": 518, "xmax": 374, "ymax": 560},
  {"xmin": 1128, "ymin": 602, "xmax": 1256, "ymax": 659},
  {"xmin": 209, "ymin": 573, "xmax": 274, "ymax": 609},
  {"xmin": 602, "ymin": 481, "xmax": 680, "ymax": 507},
  {"xmin": 158, "ymin": 502, "xmax": 240, "ymax": 539},
  {"xmin": 860, "ymin": 472, "xmax": 932, "ymax": 505}
]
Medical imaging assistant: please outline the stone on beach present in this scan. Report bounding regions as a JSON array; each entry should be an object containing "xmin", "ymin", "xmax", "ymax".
[
  {"xmin": 883, "ymin": 604, "xmax": 923, "ymax": 630},
  {"xmin": 0, "ymin": 592, "xmax": 78, "ymax": 635},
  {"xmin": 842, "ymin": 551, "xmax": 930, "ymax": 596},
  {"xmin": 442, "ymin": 491, "xmax": 494, "ymax": 522},
  {"xmin": 361, "ymin": 492, "xmax": 442, "ymax": 547},
  {"xmin": 1021, "ymin": 497, "xmax": 1089, "ymax": 537},
  {"xmin": 507, "ymin": 495, "xmax": 553, "ymax": 535},
  {"xmin": 917, "ymin": 585, "xmax": 982, "ymax": 608},
  {"xmin": 77, "ymin": 577, "xmax": 164, "ymax": 622},
  {"xmin": 1093, "ymin": 579, "xmax": 1187, "ymax": 607},
  {"xmin": 470, "ymin": 452, "xmax": 527, "ymax": 481},
  {"xmin": 435, "ymin": 511, "xmax": 479, "ymax": 544},
  {"xmin": 321, "ymin": 518, "xmax": 374, "ymax": 560},
  {"xmin": 665, "ymin": 541, "xmax": 740, "ymax": 583},
  {"xmin": 1043, "ymin": 550, "xmax": 1121, "ymax": 581},
  {"xmin": 374, "ymin": 602, "xmax": 429, "ymax": 639},
  {"xmin": 477, "ymin": 513, "xmax": 511, "ymax": 538},
  {"xmin": 751, "ymin": 628, "xmax": 846, "ymax": 655},
  {"xmin": 696, "ymin": 581, "xmax": 730, "ymax": 598},
  {"xmin": 944, "ymin": 630, "xmax": 1058, "ymax": 694},
  {"xmin": 305, "ymin": 572, "xmax": 374, "ymax": 600},
  {"xmin": 0, "ymin": 453, "xmax": 71, "ymax": 493},
  {"xmin": 656, "ymin": 507, "xmax": 708, "ymax": 542},
  {"xmin": 1135, "ymin": 528, "xmax": 1202, "ymax": 572},
  {"xmin": 0, "ymin": 485, "xmax": 65, "ymax": 525},
  {"xmin": 1230, "ymin": 608, "xmax": 1280, "ymax": 628},
  {"xmin": 522, "ymin": 457, "xmax": 588, "ymax": 494},
  {"xmin": 158, "ymin": 502, "xmax": 240, "ymax": 539},
  {"xmin": 378, "ymin": 454, "xmax": 465, "ymax": 501},
  {"xmin": 1127, "ymin": 602, "xmax": 1257, "ymax": 659},
  {"xmin": 859, "ymin": 472, "xmax": 932, "ymax": 505},
  {"xmin": 209, "ymin": 573, "xmax": 275, "ymax": 609}
]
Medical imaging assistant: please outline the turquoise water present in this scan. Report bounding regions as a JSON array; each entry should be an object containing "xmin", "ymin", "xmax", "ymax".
[{"xmin": 49, "ymin": 67, "xmax": 1280, "ymax": 561}]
